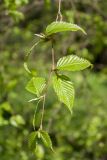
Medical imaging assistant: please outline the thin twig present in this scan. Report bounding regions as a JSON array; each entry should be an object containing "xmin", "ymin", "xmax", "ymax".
[
  {"xmin": 25, "ymin": 40, "xmax": 41, "ymax": 61},
  {"xmin": 40, "ymin": 95, "xmax": 46, "ymax": 130},
  {"xmin": 39, "ymin": 40, "xmax": 56, "ymax": 130},
  {"xmin": 39, "ymin": 71, "xmax": 52, "ymax": 130},
  {"xmin": 24, "ymin": 40, "xmax": 42, "ymax": 74},
  {"xmin": 52, "ymin": 41, "xmax": 55, "ymax": 70},
  {"xmin": 56, "ymin": 0, "xmax": 63, "ymax": 21}
]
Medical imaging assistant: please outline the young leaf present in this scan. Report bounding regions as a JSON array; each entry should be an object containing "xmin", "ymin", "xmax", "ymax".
[
  {"xmin": 52, "ymin": 75, "xmax": 74, "ymax": 113},
  {"xmin": 40, "ymin": 130, "xmax": 53, "ymax": 151},
  {"xmin": 45, "ymin": 21, "xmax": 86, "ymax": 36},
  {"xmin": 24, "ymin": 62, "xmax": 31, "ymax": 74},
  {"xmin": 28, "ymin": 131, "xmax": 37, "ymax": 150},
  {"xmin": 57, "ymin": 55, "xmax": 92, "ymax": 71},
  {"xmin": 26, "ymin": 77, "xmax": 46, "ymax": 97},
  {"xmin": 24, "ymin": 62, "xmax": 37, "ymax": 76}
]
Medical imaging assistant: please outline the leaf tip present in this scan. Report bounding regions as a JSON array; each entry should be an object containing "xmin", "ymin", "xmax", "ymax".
[
  {"xmin": 90, "ymin": 64, "xmax": 94, "ymax": 69},
  {"xmin": 24, "ymin": 62, "xmax": 31, "ymax": 74},
  {"xmin": 81, "ymin": 29, "xmax": 87, "ymax": 35},
  {"xmin": 84, "ymin": 31, "xmax": 87, "ymax": 35},
  {"xmin": 51, "ymin": 147, "xmax": 55, "ymax": 153}
]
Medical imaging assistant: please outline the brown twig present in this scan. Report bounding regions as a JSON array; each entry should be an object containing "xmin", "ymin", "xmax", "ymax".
[{"xmin": 56, "ymin": 0, "xmax": 63, "ymax": 21}]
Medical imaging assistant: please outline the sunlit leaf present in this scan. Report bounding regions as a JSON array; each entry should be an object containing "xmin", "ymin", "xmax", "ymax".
[
  {"xmin": 52, "ymin": 75, "xmax": 74, "ymax": 113},
  {"xmin": 57, "ymin": 55, "xmax": 92, "ymax": 71},
  {"xmin": 45, "ymin": 21, "xmax": 86, "ymax": 36},
  {"xmin": 26, "ymin": 77, "xmax": 46, "ymax": 97}
]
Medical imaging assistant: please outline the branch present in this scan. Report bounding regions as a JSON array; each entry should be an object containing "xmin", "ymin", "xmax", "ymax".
[{"xmin": 56, "ymin": 0, "xmax": 63, "ymax": 21}]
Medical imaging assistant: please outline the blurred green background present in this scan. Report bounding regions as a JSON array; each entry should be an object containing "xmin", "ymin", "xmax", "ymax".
[{"xmin": 0, "ymin": 0, "xmax": 107, "ymax": 160}]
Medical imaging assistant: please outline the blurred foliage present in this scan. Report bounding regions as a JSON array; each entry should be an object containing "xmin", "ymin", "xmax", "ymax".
[{"xmin": 0, "ymin": 0, "xmax": 107, "ymax": 160}]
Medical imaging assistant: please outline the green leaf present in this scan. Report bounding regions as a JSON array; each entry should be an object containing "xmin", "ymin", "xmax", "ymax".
[
  {"xmin": 28, "ymin": 131, "xmax": 37, "ymax": 150},
  {"xmin": 0, "ymin": 102, "xmax": 13, "ymax": 113},
  {"xmin": 24, "ymin": 62, "xmax": 31, "ymax": 74},
  {"xmin": 45, "ymin": 21, "xmax": 86, "ymax": 36},
  {"xmin": 40, "ymin": 130, "xmax": 53, "ymax": 150},
  {"xmin": 57, "ymin": 55, "xmax": 92, "ymax": 71},
  {"xmin": 26, "ymin": 77, "xmax": 46, "ymax": 97},
  {"xmin": 33, "ymin": 99, "xmax": 41, "ymax": 131},
  {"xmin": 52, "ymin": 75, "xmax": 75, "ymax": 113},
  {"xmin": 24, "ymin": 62, "xmax": 37, "ymax": 76}
]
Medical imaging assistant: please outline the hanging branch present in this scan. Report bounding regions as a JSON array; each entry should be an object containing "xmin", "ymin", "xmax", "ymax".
[{"xmin": 26, "ymin": 0, "xmax": 92, "ymax": 152}]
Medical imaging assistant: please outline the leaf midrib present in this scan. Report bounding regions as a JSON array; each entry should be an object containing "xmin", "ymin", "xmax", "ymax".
[
  {"xmin": 46, "ymin": 26, "xmax": 81, "ymax": 35},
  {"xmin": 57, "ymin": 62, "xmax": 90, "ymax": 69}
]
